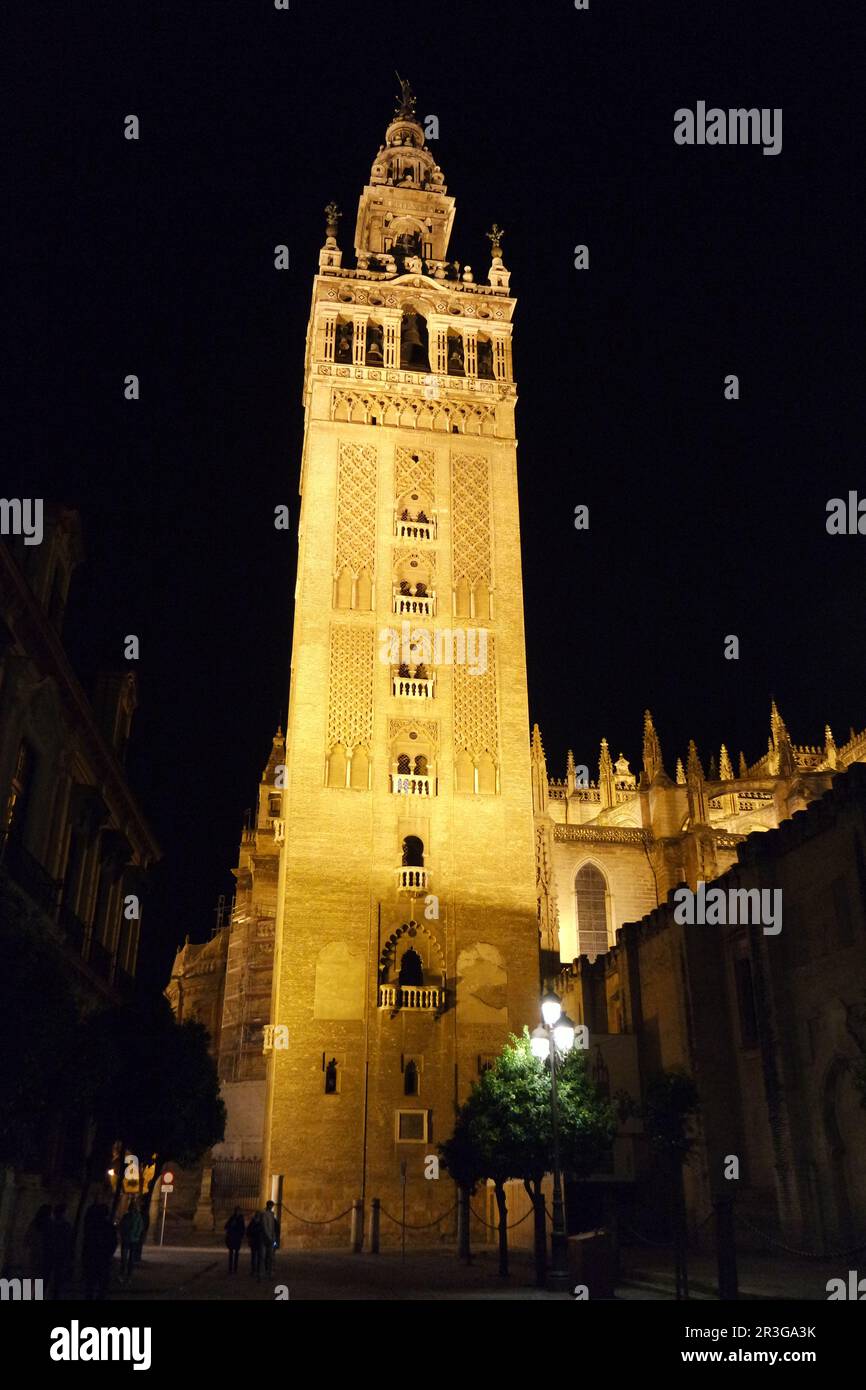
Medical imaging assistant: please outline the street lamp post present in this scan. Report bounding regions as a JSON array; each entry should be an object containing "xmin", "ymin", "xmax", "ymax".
[{"xmin": 532, "ymin": 991, "xmax": 575, "ymax": 1292}]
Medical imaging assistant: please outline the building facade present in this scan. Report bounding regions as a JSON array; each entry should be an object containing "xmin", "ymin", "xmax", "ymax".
[
  {"xmin": 0, "ymin": 509, "xmax": 159, "ymax": 1267},
  {"xmin": 559, "ymin": 763, "xmax": 866, "ymax": 1257}
]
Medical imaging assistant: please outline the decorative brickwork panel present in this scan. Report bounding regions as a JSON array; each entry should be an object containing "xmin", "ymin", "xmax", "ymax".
[
  {"xmin": 395, "ymin": 446, "xmax": 435, "ymax": 501},
  {"xmin": 451, "ymin": 453, "xmax": 492, "ymax": 586},
  {"xmin": 453, "ymin": 636, "xmax": 498, "ymax": 757},
  {"xmin": 335, "ymin": 442, "xmax": 377, "ymax": 577},
  {"xmin": 327, "ymin": 625, "xmax": 374, "ymax": 750}
]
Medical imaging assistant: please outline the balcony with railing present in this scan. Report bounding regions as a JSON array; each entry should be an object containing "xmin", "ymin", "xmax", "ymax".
[
  {"xmin": 397, "ymin": 866, "xmax": 429, "ymax": 893},
  {"xmin": 394, "ymin": 515, "xmax": 436, "ymax": 542},
  {"xmin": 390, "ymin": 770, "xmax": 432, "ymax": 797},
  {"xmin": 391, "ymin": 671, "xmax": 435, "ymax": 699},
  {"xmin": 378, "ymin": 984, "xmax": 441, "ymax": 1010},
  {"xmin": 392, "ymin": 588, "xmax": 435, "ymax": 617}
]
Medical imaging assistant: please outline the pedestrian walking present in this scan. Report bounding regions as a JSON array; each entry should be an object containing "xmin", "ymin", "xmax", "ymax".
[
  {"xmin": 224, "ymin": 1207, "xmax": 245, "ymax": 1274},
  {"xmin": 261, "ymin": 1200, "xmax": 278, "ymax": 1276},
  {"xmin": 46, "ymin": 1204, "xmax": 73, "ymax": 1301},
  {"xmin": 82, "ymin": 1203, "xmax": 117, "ymax": 1300},
  {"xmin": 119, "ymin": 1200, "xmax": 144, "ymax": 1281},
  {"xmin": 247, "ymin": 1210, "xmax": 266, "ymax": 1279}
]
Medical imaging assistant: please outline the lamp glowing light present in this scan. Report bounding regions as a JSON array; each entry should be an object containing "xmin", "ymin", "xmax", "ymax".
[
  {"xmin": 541, "ymin": 991, "xmax": 562, "ymax": 1028},
  {"xmin": 553, "ymin": 1012, "xmax": 576, "ymax": 1054}
]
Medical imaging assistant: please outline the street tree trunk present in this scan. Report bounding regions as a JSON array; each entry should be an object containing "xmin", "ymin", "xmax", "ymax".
[
  {"xmin": 494, "ymin": 1181, "xmax": 509, "ymax": 1277},
  {"xmin": 524, "ymin": 1177, "xmax": 547, "ymax": 1286}
]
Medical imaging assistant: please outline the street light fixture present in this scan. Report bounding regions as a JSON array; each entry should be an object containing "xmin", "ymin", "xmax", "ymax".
[
  {"xmin": 541, "ymin": 991, "xmax": 563, "ymax": 1027},
  {"xmin": 553, "ymin": 1012, "xmax": 576, "ymax": 1055},
  {"xmin": 536, "ymin": 990, "xmax": 574, "ymax": 1292}
]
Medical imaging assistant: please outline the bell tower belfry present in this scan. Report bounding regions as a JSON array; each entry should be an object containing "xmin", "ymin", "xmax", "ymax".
[{"xmin": 262, "ymin": 81, "xmax": 539, "ymax": 1243}]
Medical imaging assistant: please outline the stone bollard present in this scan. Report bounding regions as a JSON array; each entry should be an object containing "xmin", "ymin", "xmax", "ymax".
[{"xmin": 351, "ymin": 1198, "xmax": 364, "ymax": 1253}]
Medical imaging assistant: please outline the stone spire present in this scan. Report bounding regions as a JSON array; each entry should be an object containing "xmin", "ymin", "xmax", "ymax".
[
  {"xmin": 719, "ymin": 744, "xmax": 734, "ymax": 780},
  {"xmin": 739, "ymin": 750, "xmax": 748, "ymax": 778},
  {"xmin": 599, "ymin": 738, "xmax": 615, "ymax": 808},
  {"xmin": 686, "ymin": 740, "xmax": 708, "ymax": 824},
  {"xmin": 675, "ymin": 757, "xmax": 686, "ymax": 785},
  {"xmin": 262, "ymin": 725, "xmax": 286, "ymax": 784},
  {"xmin": 355, "ymin": 83, "xmax": 453, "ymax": 265},
  {"xmin": 530, "ymin": 723, "xmax": 549, "ymax": 814},
  {"xmin": 566, "ymin": 748, "xmax": 576, "ymax": 795},
  {"xmin": 824, "ymin": 724, "xmax": 838, "ymax": 769},
  {"xmin": 642, "ymin": 709, "xmax": 664, "ymax": 782},
  {"xmin": 770, "ymin": 699, "xmax": 795, "ymax": 777},
  {"xmin": 320, "ymin": 201, "xmax": 344, "ymax": 270}
]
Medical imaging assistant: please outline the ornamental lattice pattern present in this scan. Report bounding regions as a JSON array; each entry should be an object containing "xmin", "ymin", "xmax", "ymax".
[
  {"xmin": 395, "ymin": 446, "xmax": 435, "ymax": 502},
  {"xmin": 327, "ymin": 625, "xmax": 375, "ymax": 750},
  {"xmin": 451, "ymin": 453, "xmax": 492, "ymax": 586},
  {"xmin": 335, "ymin": 442, "xmax": 377, "ymax": 577},
  {"xmin": 453, "ymin": 636, "xmax": 498, "ymax": 757}
]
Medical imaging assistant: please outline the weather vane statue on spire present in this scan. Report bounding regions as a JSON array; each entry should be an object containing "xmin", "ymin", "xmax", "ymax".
[
  {"xmin": 394, "ymin": 73, "xmax": 417, "ymax": 120},
  {"xmin": 486, "ymin": 224, "xmax": 505, "ymax": 256}
]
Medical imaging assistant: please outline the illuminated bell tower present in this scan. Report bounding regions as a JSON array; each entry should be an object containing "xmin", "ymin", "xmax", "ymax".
[{"xmin": 262, "ymin": 82, "xmax": 539, "ymax": 1243}]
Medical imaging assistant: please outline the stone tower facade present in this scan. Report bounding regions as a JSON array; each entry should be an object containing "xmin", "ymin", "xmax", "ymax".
[{"xmin": 261, "ymin": 83, "xmax": 540, "ymax": 1243}]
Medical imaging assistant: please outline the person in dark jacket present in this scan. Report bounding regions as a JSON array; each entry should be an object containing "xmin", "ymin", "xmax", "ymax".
[
  {"xmin": 119, "ymin": 1201, "xmax": 144, "ymax": 1281},
  {"xmin": 246, "ymin": 1211, "xmax": 266, "ymax": 1279},
  {"xmin": 224, "ymin": 1207, "xmax": 245, "ymax": 1273},
  {"xmin": 82, "ymin": 1203, "xmax": 117, "ymax": 1300}
]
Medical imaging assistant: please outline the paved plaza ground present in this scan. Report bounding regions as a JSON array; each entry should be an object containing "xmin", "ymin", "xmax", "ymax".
[{"xmin": 45, "ymin": 1240, "xmax": 842, "ymax": 1302}]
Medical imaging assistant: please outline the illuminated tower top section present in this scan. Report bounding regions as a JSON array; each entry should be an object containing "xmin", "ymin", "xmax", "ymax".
[{"xmin": 354, "ymin": 78, "xmax": 455, "ymax": 264}]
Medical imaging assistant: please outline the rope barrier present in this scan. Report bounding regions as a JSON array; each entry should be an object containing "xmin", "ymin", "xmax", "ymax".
[
  {"xmin": 281, "ymin": 1204, "xmax": 355, "ymax": 1226},
  {"xmin": 379, "ymin": 1201, "xmax": 458, "ymax": 1230},
  {"xmin": 735, "ymin": 1212, "xmax": 866, "ymax": 1261},
  {"xmin": 469, "ymin": 1203, "xmax": 535, "ymax": 1231}
]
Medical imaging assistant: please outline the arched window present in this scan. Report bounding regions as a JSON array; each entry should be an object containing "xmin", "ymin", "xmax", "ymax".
[
  {"xmin": 404, "ymin": 1060, "xmax": 419, "ymax": 1097},
  {"xmin": 400, "ymin": 309, "xmax": 429, "ymax": 371},
  {"xmin": 575, "ymin": 864, "xmax": 609, "ymax": 961},
  {"xmin": 334, "ymin": 320, "xmax": 353, "ymax": 363},
  {"xmin": 399, "ymin": 947, "xmax": 423, "ymax": 987},
  {"xmin": 402, "ymin": 836, "xmax": 424, "ymax": 867}
]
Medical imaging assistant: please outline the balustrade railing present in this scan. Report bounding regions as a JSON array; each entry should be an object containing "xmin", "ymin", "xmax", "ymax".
[{"xmin": 378, "ymin": 984, "xmax": 441, "ymax": 1010}]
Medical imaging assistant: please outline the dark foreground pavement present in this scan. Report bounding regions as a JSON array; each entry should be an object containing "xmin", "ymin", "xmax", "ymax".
[{"xmin": 46, "ymin": 1240, "xmax": 843, "ymax": 1301}]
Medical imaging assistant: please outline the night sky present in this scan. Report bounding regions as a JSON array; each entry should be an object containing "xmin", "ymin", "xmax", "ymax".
[{"xmin": 7, "ymin": 1, "xmax": 864, "ymax": 990}]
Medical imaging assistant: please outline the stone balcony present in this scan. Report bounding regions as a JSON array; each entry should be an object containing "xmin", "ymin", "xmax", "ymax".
[
  {"xmin": 393, "ymin": 589, "xmax": 435, "ymax": 617},
  {"xmin": 395, "ymin": 518, "xmax": 436, "ymax": 542},
  {"xmin": 392, "ymin": 673, "xmax": 434, "ymax": 699},
  {"xmin": 378, "ymin": 984, "xmax": 441, "ymax": 1010},
  {"xmin": 390, "ymin": 771, "xmax": 432, "ymax": 797},
  {"xmin": 397, "ymin": 866, "xmax": 429, "ymax": 893}
]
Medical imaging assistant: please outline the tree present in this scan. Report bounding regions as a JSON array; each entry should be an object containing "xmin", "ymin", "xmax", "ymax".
[
  {"xmin": 441, "ymin": 1031, "xmax": 616, "ymax": 1282},
  {"xmin": 643, "ymin": 1070, "xmax": 700, "ymax": 1299},
  {"xmin": 70, "ymin": 995, "xmax": 225, "ymax": 1230},
  {"xmin": 0, "ymin": 892, "xmax": 80, "ymax": 1168}
]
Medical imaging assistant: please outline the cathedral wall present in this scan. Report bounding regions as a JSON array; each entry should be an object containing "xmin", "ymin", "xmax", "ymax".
[{"xmin": 552, "ymin": 839, "xmax": 657, "ymax": 961}]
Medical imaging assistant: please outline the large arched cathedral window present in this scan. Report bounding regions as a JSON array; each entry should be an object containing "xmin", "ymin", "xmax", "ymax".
[{"xmin": 575, "ymin": 864, "xmax": 609, "ymax": 961}]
